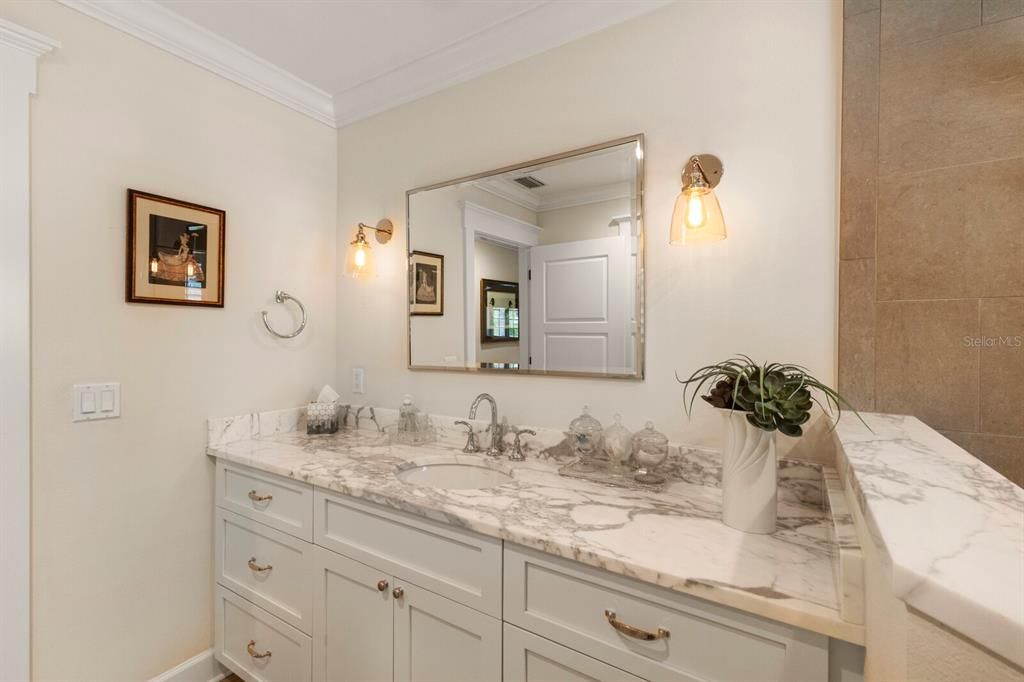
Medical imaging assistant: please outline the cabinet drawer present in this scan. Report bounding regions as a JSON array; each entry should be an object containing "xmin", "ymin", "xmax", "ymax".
[
  {"xmin": 504, "ymin": 623, "xmax": 647, "ymax": 682},
  {"xmin": 215, "ymin": 585, "xmax": 311, "ymax": 682},
  {"xmin": 314, "ymin": 489, "xmax": 502, "ymax": 616},
  {"xmin": 216, "ymin": 508, "xmax": 313, "ymax": 633},
  {"xmin": 504, "ymin": 546, "xmax": 827, "ymax": 682},
  {"xmin": 217, "ymin": 460, "xmax": 312, "ymax": 540}
]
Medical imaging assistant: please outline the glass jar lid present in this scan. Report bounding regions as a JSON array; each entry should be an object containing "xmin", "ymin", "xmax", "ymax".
[
  {"xmin": 632, "ymin": 421, "xmax": 668, "ymax": 453},
  {"xmin": 568, "ymin": 405, "xmax": 603, "ymax": 439}
]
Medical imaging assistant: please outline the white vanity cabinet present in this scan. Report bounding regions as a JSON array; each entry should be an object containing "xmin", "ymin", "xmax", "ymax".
[
  {"xmin": 213, "ymin": 460, "xmax": 833, "ymax": 682},
  {"xmin": 504, "ymin": 624, "xmax": 647, "ymax": 682},
  {"xmin": 312, "ymin": 545, "xmax": 501, "ymax": 682}
]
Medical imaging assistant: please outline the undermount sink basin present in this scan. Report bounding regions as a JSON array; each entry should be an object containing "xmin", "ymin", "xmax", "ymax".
[{"xmin": 396, "ymin": 456, "xmax": 513, "ymax": 490}]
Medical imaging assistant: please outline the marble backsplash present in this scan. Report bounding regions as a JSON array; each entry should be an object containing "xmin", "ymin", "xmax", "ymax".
[{"xmin": 208, "ymin": 404, "xmax": 824, "ymax": 508}]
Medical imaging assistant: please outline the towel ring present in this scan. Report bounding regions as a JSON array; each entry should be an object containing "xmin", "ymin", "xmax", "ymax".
[{"xmin": 261, "ymin": 290, "xmax": 307, "ymax": 339}]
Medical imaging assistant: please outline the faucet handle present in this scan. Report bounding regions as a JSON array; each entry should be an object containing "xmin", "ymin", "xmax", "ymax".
[
  {"xmin": 510, "ymin": 428, "xmax": 536, "ymax": 461},
  {"xmin": 454, "ymin": 420, "xmax": 479, "ymax": 453}
]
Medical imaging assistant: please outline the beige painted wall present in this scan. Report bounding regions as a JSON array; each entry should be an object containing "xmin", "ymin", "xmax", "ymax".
[
  {"xmin": 0, "ymin": 2, "xmax": 338, "ymax": 679},
  {"xmin": 336, "ymin": 0, "xmax": 841, "ymax": 449},
  {"xmin": 537, "ymin": 197, "xmax": 632, "ymax": 245}
]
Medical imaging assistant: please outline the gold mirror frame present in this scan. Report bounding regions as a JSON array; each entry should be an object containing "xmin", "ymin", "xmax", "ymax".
[{"xmin": 406, "ymin": 134, "xmax": 645, "ymax": 381}]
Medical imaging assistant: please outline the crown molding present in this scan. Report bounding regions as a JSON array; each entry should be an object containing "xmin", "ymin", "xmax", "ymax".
[
  {"xmin": 0, "ymin": 18, "xmax": 60, "ymax": 57},
  {"xmin": 58, "ymin": 0, "xmax": 335, "ymax": 127},
  {"xmin": 475, "ymin": 176, "xmax": 632, "ymax": 214},
  {"xmin": 536, "ymin": 181, "xmax": 633, "ymax": 212},
  {"xmin": 473, "ymin": 177, "xmax": 542, "ymax": 212}
]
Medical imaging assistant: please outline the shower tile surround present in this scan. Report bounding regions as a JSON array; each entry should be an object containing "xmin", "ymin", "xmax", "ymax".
[
  {"xmin": 838, "ymin": 1, "xmax": 1024, "ymax": 484},
  {"xmin": 208, "ymin": 406, "xmax": 862, "ymax": 644}
]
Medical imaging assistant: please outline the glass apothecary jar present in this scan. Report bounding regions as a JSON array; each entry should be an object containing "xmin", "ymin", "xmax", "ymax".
[
  {"xmin": 603, "ymin": 414, "xmax": 633, "ymax": 471},
  {"xmin": 567, "ymin": 406, "xmax": 604, "ymax": 471},
  {"xmin": 632, "ymin": 421, "xmax": 669, "ymax": 484}
]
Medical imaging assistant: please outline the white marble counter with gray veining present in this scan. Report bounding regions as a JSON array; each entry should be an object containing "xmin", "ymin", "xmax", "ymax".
[
  {"xmin": 208, "ymin": 407, "xmax": 864, "ymax": 644},
  {"xmin": 835, "ymin": 413, "xmax": 1024, "ymax": 667}
]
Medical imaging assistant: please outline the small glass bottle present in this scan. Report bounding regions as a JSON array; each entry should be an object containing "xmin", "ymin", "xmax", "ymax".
[
  {"xmin": 398, "ymin": 395, "xmax": 420, "ymax": 433},
  {"xmin": 567, "ymin": 406, "xmax": 604, "ymax": 471},
  {"xmin": 632, "ymin": 421, "xmax": 669, "ymax": 485}
]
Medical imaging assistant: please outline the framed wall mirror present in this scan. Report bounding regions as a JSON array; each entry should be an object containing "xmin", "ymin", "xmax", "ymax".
[{"xmin": 407, "ymin": 134, "xmax": 644, "ymax": 380}]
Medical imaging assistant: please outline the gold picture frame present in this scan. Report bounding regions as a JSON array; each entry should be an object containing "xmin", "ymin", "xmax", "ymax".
[{"xmin": 126, "ymin": 189, "xmax": 225, "ymax": 307}]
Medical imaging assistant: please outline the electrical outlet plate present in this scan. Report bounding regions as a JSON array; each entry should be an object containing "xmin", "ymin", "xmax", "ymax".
[{"xmin": 352, "ymin": 367, "xmax": 365, "ymax": 394}]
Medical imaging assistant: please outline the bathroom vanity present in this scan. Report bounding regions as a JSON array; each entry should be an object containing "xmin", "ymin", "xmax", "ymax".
[{"xmin": 208, "ymin": 410, "xmax": 864, "ymax": 682}]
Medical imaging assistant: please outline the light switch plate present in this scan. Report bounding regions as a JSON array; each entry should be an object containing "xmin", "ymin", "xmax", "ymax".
[
  {"xmin": 73, "ymin": 383, "xmax": 121, "ymax": 422},
  {"xmin": 351, "ymin": 367, "xmax": 365, "ymax": 394}
]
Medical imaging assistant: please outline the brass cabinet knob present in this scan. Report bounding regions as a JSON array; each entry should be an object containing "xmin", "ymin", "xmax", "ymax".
[
  {"xmin": 392, "ymin": 586, "xmax": 404, "ymax": 599},
  {"xmin": 377, "ymin": 579, "xmax": 389, "ymax": 592}
]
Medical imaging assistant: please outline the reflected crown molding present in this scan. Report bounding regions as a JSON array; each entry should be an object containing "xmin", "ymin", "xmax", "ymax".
[
  {"xmin": 474, "ymin": 177, "xmax": 632, "ymax": 213},
  {"xmin": 58, "ymin": 0, "xmax": 336, "ymax": 126}
]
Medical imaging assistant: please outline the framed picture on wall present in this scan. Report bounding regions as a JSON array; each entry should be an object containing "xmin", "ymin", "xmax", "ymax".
[
  {"xmin": 126, "ymin": 189, "xmax": 225, "ymax": 307},
  {"xmin": 410, "ymin": 251, "xmax": 444, "ymax": 316}
]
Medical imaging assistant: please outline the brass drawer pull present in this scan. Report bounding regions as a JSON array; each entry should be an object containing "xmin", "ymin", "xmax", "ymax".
[
  {"xmin": 392, "ymin": 586, "xmax": 404, "ymax": 599},
  {"xmin": 377, "ymin": 579, "xmax": 389, "ymax": 592},
  {"xmin": 247, "ymin": 640, "xmax": 272, "ymax": 659},
  {"xmin": 248, "ymin": 557, "xmax": 272, "ymax": 573},
  {"xmin": 248, "ymin": 490, "xmax": 273, "ymax": 503},
  {"xmin": 604, "ymin": 609, "xmax": 670, "ymax": 641}
]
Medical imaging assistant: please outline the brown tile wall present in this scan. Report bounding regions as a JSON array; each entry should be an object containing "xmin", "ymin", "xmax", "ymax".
[{"xmin": 839, "ymin": 0, "xmax": 1024, "ymax": 485}]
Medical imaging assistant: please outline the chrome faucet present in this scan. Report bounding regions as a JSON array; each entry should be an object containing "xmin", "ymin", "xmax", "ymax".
[{"xmin": 468, "ymin": 393, "xmax": 502, "ymax": 457}]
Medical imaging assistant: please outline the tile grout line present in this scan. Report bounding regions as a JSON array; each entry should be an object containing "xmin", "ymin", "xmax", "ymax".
[
  {"xmin": 878, "ymin": 154, "xmax": 1024, "ymax": 181},
  {"xmin": 871, "ymin": 4, "xmax": 881, "ymax": 413},
  {"xmin": 879, "ymin": 13, "xmax": 1002, "ymax": 53}
]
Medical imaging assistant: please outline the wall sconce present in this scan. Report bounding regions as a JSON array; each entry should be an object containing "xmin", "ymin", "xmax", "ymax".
[
  {"xmin": 346, "ymin": 218, "xmax": 393, "ymax": 279},
  {"xmin": 669, "ymin": 154, "xmax": 726, "ymax": 245}
]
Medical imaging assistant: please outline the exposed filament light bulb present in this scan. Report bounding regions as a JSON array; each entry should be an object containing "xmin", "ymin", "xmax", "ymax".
[{"xmin": 669, "ymin": 156, "xmax": 727, "ymax": 246}]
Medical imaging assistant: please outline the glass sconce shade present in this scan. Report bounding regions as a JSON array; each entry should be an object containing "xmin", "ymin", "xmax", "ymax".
[
  {"xmin": 670, "ymin": 186, "xmax": 726, "ymax": 245},
  {"xmin": 345, "ymin": 227, "xmax": 376, "ymax": 279},
  {"xmin": 669, "ymin": 155, "xmax": 727, "ymax": 245}
]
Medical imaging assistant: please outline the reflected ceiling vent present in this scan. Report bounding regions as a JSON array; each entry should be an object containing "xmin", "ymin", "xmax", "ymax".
[{"xmin": 513, "ymin": 175, "xmax": 545, "ymax": 189}]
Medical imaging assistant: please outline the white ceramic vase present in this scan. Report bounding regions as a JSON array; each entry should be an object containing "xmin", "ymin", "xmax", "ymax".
[{"xmin": 719, "ymin": 409, "xmax": 777, "ymax": 534}]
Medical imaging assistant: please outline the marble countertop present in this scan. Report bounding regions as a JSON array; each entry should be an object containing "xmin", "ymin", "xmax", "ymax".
[
  {"xmin": 835, "ymin": 413, "xmax": 1024, "ymax": 666},
  {"xmin": 208, "ymin": 413, "xmax": 863, "ymax": 644}
]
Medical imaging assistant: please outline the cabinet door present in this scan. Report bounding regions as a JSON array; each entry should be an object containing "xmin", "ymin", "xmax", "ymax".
[
  {"xmin": 503, "ymin": 624, "xmax": 647, "ymax": 682},
  {"xmin": 313, "ymin": 547, "xmax": 393, "ymax": 682},
  {"xmin": 393, "ymin": 581, "xmax": 501, "ymax": 682}
]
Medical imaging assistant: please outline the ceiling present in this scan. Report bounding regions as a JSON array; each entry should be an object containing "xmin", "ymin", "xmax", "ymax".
[{"xmin": 126, "ymin": 0, "xmax": 669, "ymax": 126}]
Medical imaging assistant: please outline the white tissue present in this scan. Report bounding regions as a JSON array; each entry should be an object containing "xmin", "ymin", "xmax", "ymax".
[{"xmin": 316, "ymin": 384, "xmax": 341, "ymax": 403}]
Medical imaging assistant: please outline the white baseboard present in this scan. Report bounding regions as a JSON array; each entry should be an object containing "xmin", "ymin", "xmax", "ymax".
[{"xmin": 150, "ymin": 648, "xmax": 229, "ymax": 682}]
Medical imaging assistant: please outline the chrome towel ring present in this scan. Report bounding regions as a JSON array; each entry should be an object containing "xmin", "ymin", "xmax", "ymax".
[{"xmin": 261, "ymin": 290, "xmax": 307, "ymax": 339}]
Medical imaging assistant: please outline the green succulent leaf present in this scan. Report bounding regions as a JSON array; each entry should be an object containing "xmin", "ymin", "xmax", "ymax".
[{"xmin": 677, "ymin": 355, "xmax": 869, "ymax": 438}]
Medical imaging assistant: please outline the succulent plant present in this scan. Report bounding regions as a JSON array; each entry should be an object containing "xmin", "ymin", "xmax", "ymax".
[{"xmin": 676, "ymin": 355, "xmax": 863, "ymax": 438}]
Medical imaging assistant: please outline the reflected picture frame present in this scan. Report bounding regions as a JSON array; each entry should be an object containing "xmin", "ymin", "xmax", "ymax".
[
  {"xmin": 480, "ymin": 278, "xmax": 519, "ymax": 344},
  {"xmin": 410, "ymin": 251, "xmax": 444, "ymax": 316}
]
